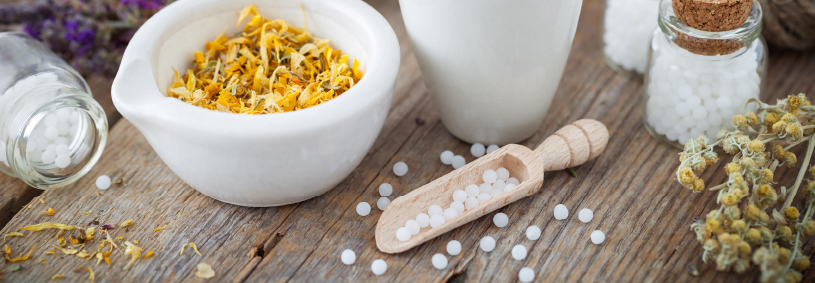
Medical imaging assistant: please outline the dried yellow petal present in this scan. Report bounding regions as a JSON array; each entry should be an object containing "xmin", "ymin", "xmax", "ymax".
[
  {"xmin": 6, "ymin": 246, "xmax": 39, "ymax": 262},
  {"xmin": 195, "ymin": 263, "xmax": 215, "ymax": 279},
  {"xmin": 78, "ymin": 267, "xmax": 94, "ymax": 282},
  {"xmin": 44, "ymin": 249, "xmax": 55, "ymax": 255},
  {"xmin": 51, "ymin": 274, "xmax": 65, "ymax": 280},
  {"xmin": 39, "ymin": 258, "xmax": 47, "ymax": 264},
  {"xmin": 43, "ymin": 208, "xmax": 56, "ymax": 216},
  {"xmin": 144, "ymin": 251, "xmax": 155, "ymax": 259},
  {"xmin": 3, "ymin": 232, "xmax": 26, "ymax": 240},
  {"xmin": 120, "ymin": 219, "xmax": 134, "ymax": 228},
  {"xmin": 39, "ymin": 198, "xmax": 45, "ymax": 204},
  {"xmin": 123, "ymin": 241, "xmax": 142, "ymax": 271},
  {"xmin": 180, "ymin": 242, "xmax": 203, "ymax": 257},
  {"xmin": 58, "ymin": 237, "xmax": 66, "ymax": 246},
  {"xmin": 153, "ymin": 226, "xmax": 166, "ymax": 232},
  {"xmin": 85, "ymin": 227, "xmax": 95, "ymax": 241},
  {"xmin": 19, "ymin": 222, "xmax": 77, "ymax": 232},
  {"xmin": 54, "ymin": 245, "xmax": 78, "ymax": 255},
  {"xmin": 76, "ymin": 251, "xmax": 90, "ymax": 259}
]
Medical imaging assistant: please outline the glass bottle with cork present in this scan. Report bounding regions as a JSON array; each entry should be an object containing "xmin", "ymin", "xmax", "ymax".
[
  {"xmin": 643, "ymin": 0, "xmax": 767, "ymax": 148},
  {"xmin": 0, "ymin": 33, "xmax": 108, "ymax": 190},
  {"xmin": 603, "ymin": 0, "xmax": 660, "ymax": 78}
]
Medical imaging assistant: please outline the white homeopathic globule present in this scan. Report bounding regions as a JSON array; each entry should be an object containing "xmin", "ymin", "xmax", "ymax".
[
  {"xmin": 603, "ymin": 0, "xmax": 659, "ymax": 74},
  {"xmin": 340, "ymin": 249, "xmax": 356, "ymax": 265},
  {"xmin": 393, "ymin": 161, "xmax": 408, "ymax": 176}
]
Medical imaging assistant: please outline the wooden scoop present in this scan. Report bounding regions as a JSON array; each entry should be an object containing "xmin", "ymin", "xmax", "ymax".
[{"xmin": 375, "ymin": 119, "xmax": 609, "ymax": 253}]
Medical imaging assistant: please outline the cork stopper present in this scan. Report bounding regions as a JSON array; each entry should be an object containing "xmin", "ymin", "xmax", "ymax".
[{"xmin": 672, "ymin": 0, "xmax": 753, "ymax": 32}]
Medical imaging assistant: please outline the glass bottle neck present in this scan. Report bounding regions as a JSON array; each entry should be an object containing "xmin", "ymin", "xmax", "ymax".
[{"xmin": 656, "ymin": 0, "xmax": 762, "ymax": 57}]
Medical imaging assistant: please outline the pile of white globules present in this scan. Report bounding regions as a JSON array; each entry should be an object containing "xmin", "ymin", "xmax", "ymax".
[
  {"xmin": 603, "ymin": 0, "xmax": 660, "ymax": 74},
  {"xmin": 645, "ymin": 32, "xmax": 761, "ymax": 144},
  {"xmin": 25, "ymin": 108, "xmax": 81, "ymax": 168},
  {"xmin": 395, "ymin": 168, "xmax": 519, "ymax": 242}
]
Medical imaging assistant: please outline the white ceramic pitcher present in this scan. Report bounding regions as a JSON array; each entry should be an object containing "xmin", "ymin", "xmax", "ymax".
[{"xmin": 400, "ymin": 0, "xmax": 583, "ymax": 145}]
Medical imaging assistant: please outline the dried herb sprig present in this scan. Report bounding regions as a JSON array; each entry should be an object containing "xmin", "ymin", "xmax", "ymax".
[{"xmin": 676, "ymin": 93, "xmax": 815, "ymax": 282}]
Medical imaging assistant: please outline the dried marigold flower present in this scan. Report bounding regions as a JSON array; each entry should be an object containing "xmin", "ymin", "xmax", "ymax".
[
  {"xmin": 786, "ymin": 123, "xmax": 804, "ymax": 140},
  {"xmin": 733, "ymin": 258, "xmax": 749, "ymax": 273},
  {"xmin": 777, "ymin": 226, "xmax": 793, "ymax": 242},
  {"xmin": 758, "ymin": 185, "xmax": 774, "ymax": 197},
  {"xmin": 781, "ymin": 112, "xmax": 797, "ymax": 123},
  {"xmin": 725, "ymin": 163, "xmax": 741, "ymax": 175},
  {"xmin": 702, "ymin": 151, "xmax": 718, "ymax": 165},
  {"xmin": 783, "ymin": 207, "xmax": 800, "ymax": 222},
  {"xmin": 721, "ymin": 194, "xmax": 739, "ymax": 206},
  {"xmin": 703, "ymin": 239, "xmax": 720, "ymax": 253},
  {"xmin": 759, "ymin": 211, "xmax": 771, "ymax": 224},
  {"xmin": 743, "ymin": 112, "xmax": 758, "ymax": 125},
  {"xmin": 759, "ymin": 168, "xmax": 774, "ymax": 184},
  {"xmin": 785, "ymin": 152, "xmax": 797, "ymax": 167},
  {"xmin": 747, "ymin": 139, "xmax": 764, "ymax": 152},
  {"xmin": 732, "ymin": 115, "xmax": 748, "ymax": 130},
  {"xmin": 737, "ymin": 241, "xmax": 751, "ymax": 258},
  {"xmin": 772, "ymin": 144, "xmax": 786, "ymax": 159},
  {"xmin": 706, "ymin": 218, "xmax": 724, "ymax": 235},
  {"xmin": 765, "ymin": 112, "xmax": 780, "ymax": 125},
  {"xmin": 678, "ymin": 166, "xmax": 696, "ymax": 185},
  {"xmin": 692, "ymin": 178, "xmax": 705, "ymax": 193},
  {"xmin": 739, "ymin": 158, "xmax": 757, "ymax": 172},
  {"xmin": 794, "ymin": 257, "xmax": 810, "ymax": 271},
  {"xmin": 745, "ymin": 204, "xmax": 760, "ymax": 220},
  {"xmin": 772, "ymin": 121, "xmax": 788, "ymax": 133},
  {"xmin": 803, "ymin": 219, "xmax": 815, "ymax": 237}
]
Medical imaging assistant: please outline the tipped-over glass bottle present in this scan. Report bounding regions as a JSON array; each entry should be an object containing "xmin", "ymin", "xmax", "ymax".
[{"xmin": 0, "ymin": 32, "xmax": 108, "ymax": 189}]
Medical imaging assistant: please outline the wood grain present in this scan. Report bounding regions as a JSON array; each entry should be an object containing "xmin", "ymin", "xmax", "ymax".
[{"xmin": 0, "ymin": 0, "xmax": 813, "ymax": 282}]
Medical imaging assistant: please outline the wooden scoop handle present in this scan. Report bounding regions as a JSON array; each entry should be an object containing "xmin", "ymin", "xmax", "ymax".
[{"xmin": 534, "ymin": 119, "xmax": 609, "ymax": 171}]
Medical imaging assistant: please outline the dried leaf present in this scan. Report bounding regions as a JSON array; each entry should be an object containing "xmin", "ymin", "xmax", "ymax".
[
  {"xmin": 6, "ymin": 246, "xmax": 39, "ymax": 262},
  {"xmin": 19, "ymin": 222, "xmax": 77, "ymax": 232},
  {"xmin": 180, "ymin": 243, "xmax": 203, "ymax": 256},
  {"xmin": 3, "ymin": 232, "xmax": 27, "ymax": 240},
  {"xmin": 153, "ymin": 226, "xmax": 166, "ymax": 232},
  {"xmin": 772, "ymin": 208, "xmax": 787, "ymax": 226},
  {"xmin": 195, "ymin": 263, "xmax": 215, "ymax": 279},
  {"xmin": 43, "ymin": 208, "xmax": 56, "ymax": 216},
  {"xmin": 120, "ymin": 219, "xmax": 134, "ymax": 228},
  {"xmin": 144, "ymin": 251, "xmax": 154, "ymax": 259},
  {"xmin": 51, "ymin": 274, "xmax": 65, "ymax": 280}
]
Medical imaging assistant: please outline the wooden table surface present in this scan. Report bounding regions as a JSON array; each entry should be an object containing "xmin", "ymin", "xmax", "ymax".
[{"xmin": 2, "ymin": 0, "xmax": 815, "ymax": 282}]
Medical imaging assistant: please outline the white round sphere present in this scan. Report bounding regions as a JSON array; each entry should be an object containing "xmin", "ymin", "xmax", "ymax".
[
  {"xmin": 519, "ymin": 267, "xmax": 535, "ymax": 283},
  {"xmin": 489, "ymin": 189, "xmax": 503, "ymax": 198},
  {"xmin": 356, "ymin": 202, "xmax": 371, "ymax": 216},
  {"xmin": 480, "ymin": 236, "xmax": 496, "ymax": 252},
  {"xmin": 493, "ymin": 213, "xmax": 509, "ymax": 228},
  {"xmin": 496, "ymin": 167, "xmax": 510, "ymax": 181},
  {"xmin": 393, "ymin": 162, "xmax": 408, "ymax": 176},
  {"xmin": 451, "ymin": 155, "xmax": 466, "ymax": 169},
  {"xmin": 431, "ymin": 253, "xmax": 448, "ymax": 269},
  {"xmin": 591, "ymin": 230, "xmax": 606, "ymax": 244},
  {"xmin": 396, "ymin": 227, "xmax": 411, "ymax": 241},
  {"xmin": 44, "ymin": 127, "xmax": 59, "ymax": 140},
  {"xmin": 377, "ymin": 197, "xmax": 390, "ymax": 210},
  {"xmin": 578, "ymin": 208, "xmax": 594, "ymax": 223},
  {"xmin": 447, "ymin": 240, "xmax": 462, "ymax": 255},
  {"xmin": 452, "ymin": 190, "xmax": 468, "ymax": 203},
  {"xmin": 371, "ymin": 259, "xmax": 387, "ymax": 275},
  {"xmin": 470, "ymin": 143, "xmax": 486, "ymax": 157},
  {"xmin": 507, "ymin": 178, "xmax": 520, "ymax": 185},
  {"xmin": 41, "ymin": 150, "xmax": 56, "ymax": 164},
  {"xmin": 465, "ymin": 184, "xmax": 480, "ymax": 197},
  {"xmin": 428, "ymin": 205, "xmax": 443, "ymax": 216},
  {"xmin": 450, "ymin": 201, "xmax": 465, "ymax": 214},
  {"xmin": 465, "ymin": 197, "xmax": 480, "ymax": 210},
  {"xmin": 405, "ymin": 220, "xmax": 420, "ymax": 235},
  {"xmin": 55, "ymin": 144, "xmax": 69, "ymax": 155},
  {"xmin": 442, "ymin": 208, "xmax": 458, "ymax": 221},
  {"xmin": 430, "ymin": 215, "xmax": 446, "ymax": 228},
  {"xmin": 486, "ymin": 144, "xmax": 499, "ymax": 154},
  {"xmin": 503, "ymin": 184, "xmax": 517, "ymax": 191},
  {"xmin": 492, "ymin": 180, "xmax": 506, "ymax": 191},
  {"xmin": 379, "ymin": 183, "xmax": 393, "ymax": 197},
  {"xmin": 716, "ymin": 96, "xmax": 732, "ymax": 109},
  {"xmin": 54, "ymin": 154, "xmax": 70, "ymax": 168},
  {"xmin": 479, "ymin": 183, "xmax": 493, "ymax": 194},
  {"xmin": 526, "ymin": 226, "xmax": 542, "ymax": 240},
  {"xmin": 511, "ymin": 245, "xmax": 527, "ymax": 260},
  {"xmin": 96, "ymin": 175, "xmax": 111, "ymax": 190},
  {"xmin": 341, "ymin": 249, "xmax": 356, "ymax": 265},
  {"xmin": 477, "ymin": 193, "xmax": 492, "ymax": 204},
  {"xmin": 554, "ymin": 204, "xmax": 568, "ymax": 220},
  {"xmin": 416, "ymin": 213, "xmax": 430, "ymax": 228},
  {"xmin": 482, "ymin": 170, "xmax": 498, "ymax": 184},
  {"xmin": 440, "ymin": 150, "xmax": 454, "ymax": 165}
]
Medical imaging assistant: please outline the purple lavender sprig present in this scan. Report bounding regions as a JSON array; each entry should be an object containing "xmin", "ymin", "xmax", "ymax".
[{"xmin": 0, "ymin": 0, "xmax": 173, "ymax": 77}]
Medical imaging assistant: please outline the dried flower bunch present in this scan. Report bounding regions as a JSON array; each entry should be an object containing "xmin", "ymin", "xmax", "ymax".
[
  {"xmin": 676, "ymin": 93, "xmax": 815, "ymax": 282},
  {"xmin": 168, "ymin": 5, "xmax": 363, "ymax": 114},
  {"xmin": 0, "ymin": 0, "xmax": 172, "ymax": 76}
]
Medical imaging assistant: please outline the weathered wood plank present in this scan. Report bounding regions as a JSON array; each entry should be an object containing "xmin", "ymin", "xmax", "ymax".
[{"xmin": 0, "ymin": 0, "xmax": 813, "ymax": 282}]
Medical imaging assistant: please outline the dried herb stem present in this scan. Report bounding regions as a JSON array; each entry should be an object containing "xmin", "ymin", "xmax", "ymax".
[{"xmin": 782, "ymin": 135, "xmax": 815, "ymax": 209}]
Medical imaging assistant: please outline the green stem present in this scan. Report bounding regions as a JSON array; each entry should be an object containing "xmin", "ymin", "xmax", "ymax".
[{"xmin": 783, "ymin": 135, "xmax": 815, "ymax": 209}]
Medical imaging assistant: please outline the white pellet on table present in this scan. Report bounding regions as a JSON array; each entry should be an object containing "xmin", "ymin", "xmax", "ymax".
[
  {"xmin": 340, "ymin": 249, "xmax": 356, "ymax": 265},
  {"xmin": 96, "ymin": 175, "xmax": 111, "ymax": 190},
  {"xmin": 511, "ymin": 245, "xmax": 527, "ymax": 260},
  {"xmin": 482, "ymin": 170, "xmax": 497, "ymax": 184},
  {"xmin": 554, "ymin": 204, "xmax": 568, "ymax": 220},
  {"xmin": 526, "ymin": 226, "xmax": 541, "ymax": 241},
  {"xmin": 493, "ymin": 213, "xmax": 508, "ymax": 228},
  {"xmin": 371, "ymin": 259, "xmax": 387, "ymax": 275},
  {"xmin": 477, "ymin": 193, "xmax": 491, "ymax": 204},
  {"xmin": 453, "ymin": 190, "xmax": 468, "ymax": 202},
  {"xmin": 451, "ymin": 155, "xmax": 466, "ymax": 169},
  {"xmin": 442, "ymin": 208, "xmax": 458, "ymax": 220},
  {"xmin": 603, "ymin": 0, "xmax": 659, "ymax": 73},
  {"xmin": 496, "ymin": 167, "xmax": 509, "ymax": 181},
  {"xmin": 416, "ymin": 213, "xmax": 430, "ymax": 228},
  {"xmin": 480, "ymin": 236, "xmax": 496, "ymax": 252},
  {"xmin": 591, "ymin": 230, "xmax": 606, "ymax": 244},
  {"xmin": 393, "ymin": 161, "xmax": 408, "ymax": 176},
  {"xmin": 465, "ymin": 197, "xmax": 479, "ymax": 210},
  {"xmin": 440, "ymin": 150, "xmax": 454, "ymax": 165},
  {"xmin": 465, "ymin": 184, "xmax": 480, "ymax": 197},
  {"xmin": 396, "ymin": 227, "xmax": 411, "ymax": 241},
  {"xmin": 447, "ymin": 240, "xmax": 462, "ymax": 255},
  {"xmin": 405, "ymin": 220, "xmax": 420, "ymax": 235},
  {"xmin": 492, "ymin": 179, "xmax": 506, "ymax": 191},
  {"xmin": 518, "ymin": 267, "xmax": 535, "ymax": 283},
  {"xmin": 430, "ymin": 215, "xmax": 446, "ymax": 228},
  {"xmin": 431, "ymin": 253, "xmax": 448, "ymax": 269},
  {"xmin": 450, "ymin": 201, "xmax": 465, "ymax": 214},
  {"xmin": 377, "ymin": 197, "xmax": 390, "ymax": 210},
  {"xmin": 486, "ymin": 144, "xmax": 499, "ymax": 154},
  {"xmin": 478, "ymin": 183, "xmax": 493, "ymax": 194},
  {"xmin": 379, "ymin": 183, "xmax": 392, "ymax": 196},
  {"xmin": 356, "ymin": 202, "xmax": 371, "ymax": 216},
  {"xmin": 578, "ymin": 208, "xmax": 594, "ymax": 223},
  {"xmin": 470, "ymin": 143, "xmax": 486, "ymax": 157}
]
